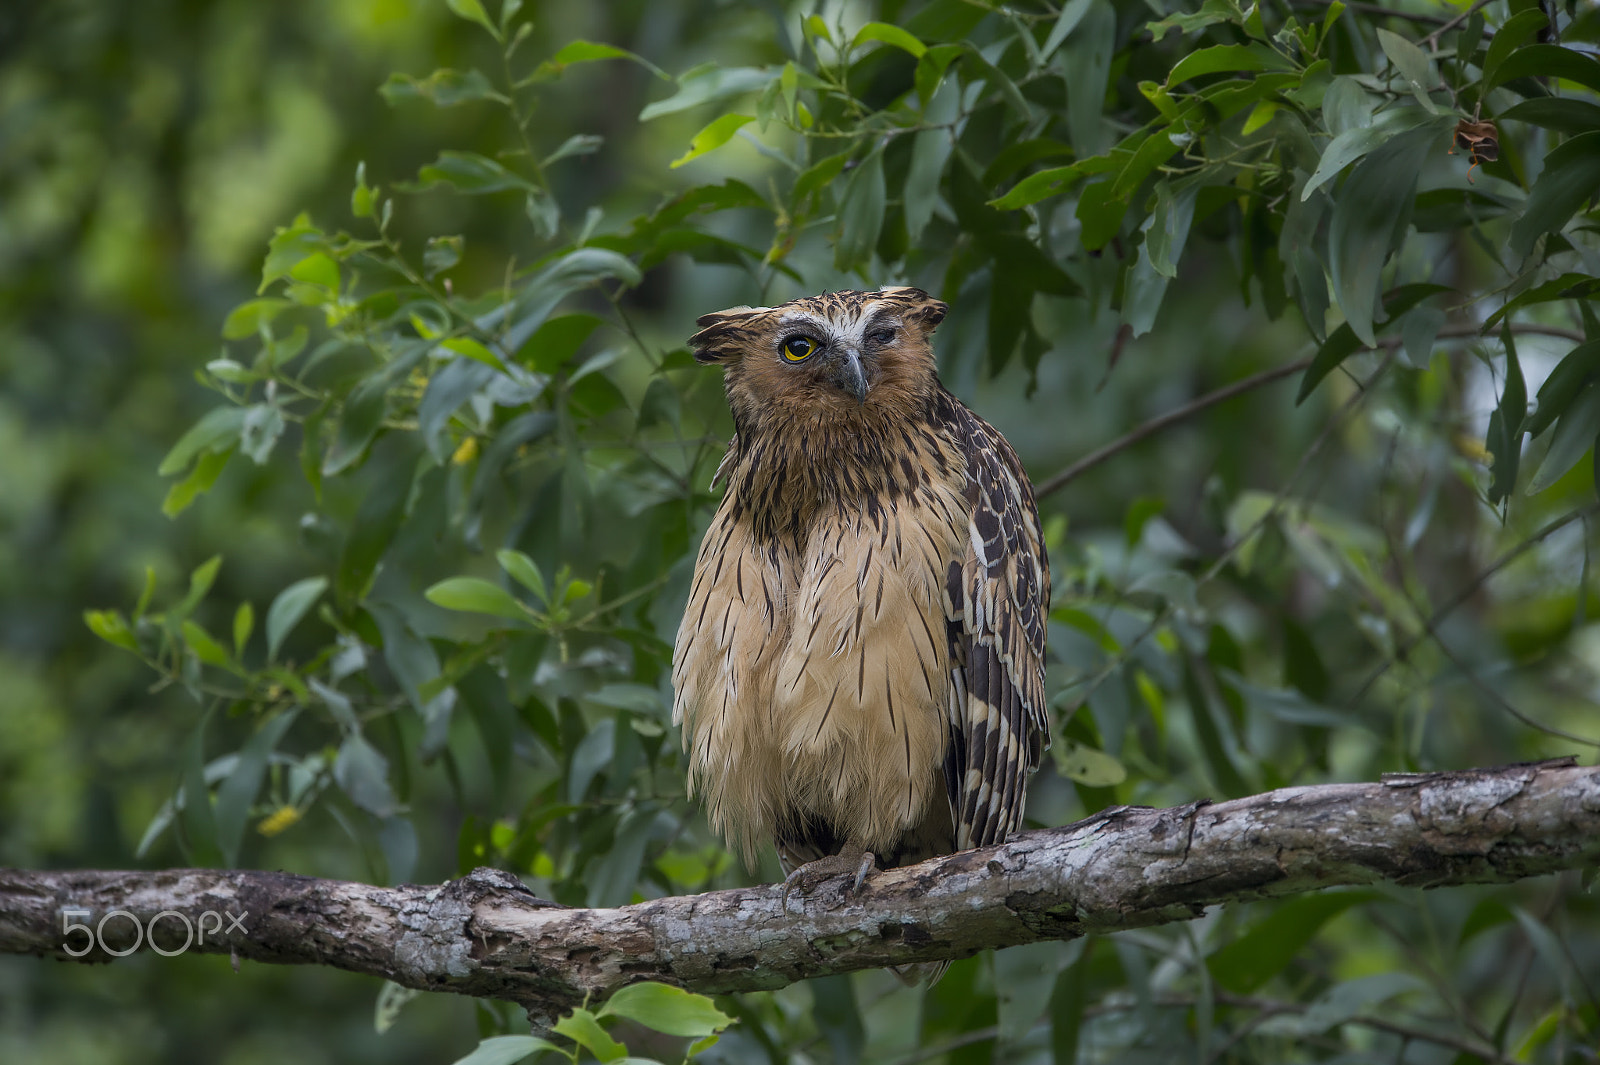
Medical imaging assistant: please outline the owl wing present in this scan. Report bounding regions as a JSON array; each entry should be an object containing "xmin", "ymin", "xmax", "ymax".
[{"xmin": 942, "ymin": 400, "xmax": 1050, "ymax": 851}]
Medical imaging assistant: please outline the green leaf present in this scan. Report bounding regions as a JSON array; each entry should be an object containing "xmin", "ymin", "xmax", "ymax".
[
  {"xmin": 1075, "ymin": 179, "xmax": 1126, "ymax": 252},
  {"xmin": 1482, "ymin": 9, "xmax": 1550, "ymax": 88},
  {"xmin": 1208, "ymin": 893, "xmax": 1374, "ymax": 993},
  {"xmin": 1510, "ymin": 131, "xmax": 1600, "ymax": 261},
  {"xmin": 182, "ymin": 620, "xmax": 231, "ymax": 667},
  {"xmin": 179, "ymin": 717, "xmax": 222, "ymax": 865},
  {"xmin": 1301, "ymin": 107, "xmax": 1435, "ymax": 201},
  {"xmin": 448, "ymin": 1035, "xmax": 564, "ymax": 1065},
  {"xmin": 852, "ymin": 21, "xmax": 926, "ymax": 58},
  {"xmin": 585, "ymin": 805, "xmax": 657, "ymax": 907},
  {"xmin": 543, "ymin": 133, "xmax": 605, "ymax": 166},
  {"xmin": 1146, "ymin": 0, "xmax": 1239, "ymax": 43},
  {"xmin": 334, "ymin": 732, "xmax": 399, "ymax": 818},
  {"xmin": 162, "ymin": 447, "xmax": 232, "ymax": 517},
  {"xmin": 640, "ymin": 65, "xmax": 772, "ymax": 122},
  {"xmin": 600, "ymin": 982, "xmax": 735, "ymax": 1038},
  {"xmin": 232, "ymin": 602, "xmax": 254, "ymax": 655},
  {"xmin": 172, "ymin": 555, "xmax": 223, "ymax": 620},
  {"xmin": 352, "ymin": 162, "xmax": 376, "ymax": 218},
  {"xmin": 1376, "ymin": 29, "xmax": 1438, "ymax": 113},
  {"xmin": 1489, "ymin": 325, "xmax": 1527, "ymax": 504},
  {"xmin": 259, "ymin": 216, "xmax": 330, "ymax": 293},
  {"xmin": 411, "ymin": 151, "xmax": 535, "ymax": 194},
  {"xmin": 1111, "ymin": 130, "xmax": 1180, "ymax": 200},
  {"xmin": 490, "ymin": 249, "xmax": 639, "ymax": 355},
  {"xmin": 989, "ymin": 163, "xmax": 1090, "ymax": 210},
  {"xmin": 323, "ymin": 375, "xmax": 390, "ymax": 477},
  {"xmin": 1295, "ymin": 284, "xmax": 1449, "ymax": 404},
  {"xmin": 514, "ymin": 313, "xmax": 603, "ymax": 372},
  {"xmin": 1327, "ymin": 125, "xmax": 1438, "ymax": 346},
  {"xmin": 636, "ymin": 376, "xmax": 681, "ymax": 429},
  {"xmin": 1165, "ymin": 44, "xmax": 1270, "ymax": 87},
  {"xmin": 1050, "ymin": 742, "xmax": 1127, "ymax": 786},
  {"xmin": 833, "ymin": 147, "xmax": 886, "ymax": 272},
  {"xmin": 961, "ymin": 43, "xmax": 1030, "ymax": 118},
  {"xmin": 914, "ymin": 43, "xmax": 963, "ymax": 106},
  {"xmin": 904, "ymin": 79, "xmax": 958, "ymax": 242},
  {"xmin": 810, "ymin": 975, "xmax": 864, "ymax": 1065},
  {"xmin": 1487, "ymin": 44, "xmax": 1600, "ymax": 96},
  {"xmin": 373, "ymin": 981, "xmax": 420, "ymax": 1036},
  {"xmin": 445, "ymin": 0, "xmax": 499, "ymax": 40},
  {"xmin": 1484, "ymin": 273, "xmax": 1600, "ymax": 332},
  {"xmin": 1182, "ymin": 657, "xmax": 1251, "ymax": 797},
  {"xmin": 379, "ymin": 68, "xmax": 504, "ymax": 107},
  {"xmin": 552, "ymin": 1008, "xmax": 626, "ymax": 1063},
  {"xmin": 1125, "ymin": 181, "xmax": 1198, "ymax": 335},
  {"xmin": 222, "ymin": 298, "xmax": 293, "ymax": 340},
  {"xmin": 425, "ymin": 576, "xmax": 529, "ymax": 620},
  {"xmin": 442, "ymin": 336, "xmax": 508, "ymax": 372},
  {"xmin": 1297, "ymin": 973, "xmax": 1430, "ymax": 1034},
  {"xmin": 241, "ymin": 404, "xmax": 286, "ymax": 466},
  {"xmin": 214, "ymin": 709, "xmax": 299, "ymax": 867},
  {"xmin": 1530, "ymin": 380, "xmax": 1600, "ymax": 493},
  {"xmin": 85, "ymin": 609, "xmax": 140, "ymax": 653},
  {"xmin": 1062, "ymin": 1, "xmax": 1116, "ymax": 155},
  {"xmin": 792, "ymin": 151, "xmax": 848, "ymax": 203},
  {"xmin": 425, "ymin": 235, "xmax": 463, "ymax": 278},
  {"xmin": 1041, "ymin": 0, "xmax": 1096, "ymax": 60},
  {"xmin": 1400, "ymin": 304, "xmax": 1443, "ymax": 368},
  {"xmin": 266, "ymin": 576, "xmax": 328, "ymax": 661},
  {"xmin": 1529, "ymin": 340, "xmax": 1600, "ymax": 438},
  {"xmin": 1499, "ymin": 97, "xmax": 1600, "ymax": 137},
  {"xmin": 159, "ymin": 406, "xmax": 249, "ymax": 476},
  {"xmin": 1049, "ymin": 945, "xmax": 1092, "ymax": 1063},
  {"xmin": 669, "ymin": 113, "xmax": 753, "ymax": 169},
  {"xmin": 496, "ymin": 550, "xmax": 548, "ymax": 602},
  {"xmin": 530, "ymin": 40, "xmax": 667, "ymax": 83}
]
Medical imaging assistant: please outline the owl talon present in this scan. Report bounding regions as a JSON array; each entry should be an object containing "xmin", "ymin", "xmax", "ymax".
[{"xmin": 780, "ymin": 848, "xmax": 878, "ymax": 905}]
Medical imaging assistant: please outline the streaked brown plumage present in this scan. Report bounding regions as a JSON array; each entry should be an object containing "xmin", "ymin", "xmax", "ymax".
[{"xmin": 672, "ymin": 286, "xmax": 1050, "ymax": 912}]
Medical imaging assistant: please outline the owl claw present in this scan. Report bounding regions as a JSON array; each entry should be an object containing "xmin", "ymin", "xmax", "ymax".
[{"xmin": 780, "ymin": 848, "xmax": 877, "ymax": 906}]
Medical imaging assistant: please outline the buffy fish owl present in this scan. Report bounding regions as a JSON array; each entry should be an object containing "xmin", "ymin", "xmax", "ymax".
[{"xmin": 672, "ymin": 286, "xmax": 1050, "ymax": 909}]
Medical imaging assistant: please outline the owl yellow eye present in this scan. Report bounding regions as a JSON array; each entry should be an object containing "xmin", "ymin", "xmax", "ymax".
[{"xmin": 781, "ymin": 336, "xmax": 817, "ymax": 362}]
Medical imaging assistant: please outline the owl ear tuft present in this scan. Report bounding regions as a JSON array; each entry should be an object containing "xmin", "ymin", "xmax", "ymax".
[
  {"xmin": 881, "ymin": 286, "xmax": 947, "ymax": 332},
  {"xmin": 689, "ymin": 306, "xmax": 763, "ymax": 363},
  {"xmin": 909, "ymin": 297, "xmax": 948, "ymax": 331}
]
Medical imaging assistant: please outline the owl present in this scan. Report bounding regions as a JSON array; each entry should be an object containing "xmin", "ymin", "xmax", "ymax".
[{"xmin": 671, "ymin": 286, "xmax": 1050, "ymax": 911}]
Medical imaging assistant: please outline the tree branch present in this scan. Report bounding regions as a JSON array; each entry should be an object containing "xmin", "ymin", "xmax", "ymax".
[
  {"xmin": 3, "ymin": 761, "xmax": 1596, "ymax": 1023},
  {"xmin": 1035, "ymin": 322, "xmax": 1587, "ymax": 499}
]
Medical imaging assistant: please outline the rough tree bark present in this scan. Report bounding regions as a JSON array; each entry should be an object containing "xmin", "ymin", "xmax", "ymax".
[{"xmin": 2, "ymin": 759, "xmax": 1596, "ymax": 1026}]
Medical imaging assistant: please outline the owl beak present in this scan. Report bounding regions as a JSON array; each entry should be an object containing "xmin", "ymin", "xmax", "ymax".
[{"xmin": 831, "ymin": 348, "xmax": 869, "ymax": 404}]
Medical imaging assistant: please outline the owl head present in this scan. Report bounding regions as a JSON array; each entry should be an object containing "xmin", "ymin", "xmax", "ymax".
[{"xmin": 688, "ymin": 287, "xmax": 948, "ymax": 420}]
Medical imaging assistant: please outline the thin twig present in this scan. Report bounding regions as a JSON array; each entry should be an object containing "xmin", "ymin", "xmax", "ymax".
[
  {"xmin": 1214, "ymin": 992, "xmax": 1519, "ymax": 1065},
  {"xmin": 1055, "ymin": 351, "xmax": 1396, "ymax": 716},
  {"xmin": 1432, "ymin": 633, "xmax": 1600, "ymax": 748},
  {"xmin": 1351, "ymin": 502, "xmax": 1600, "ymax": 704},
  {"xmin": 893, "ymin": 988, "xmax": 1523, "ymax": 1065},
  {"xmin": 1034, "ymin": 323, "xmax": 1584, "ymax": 500},
  {"xmin": 1421, "ymin": 0, "xmax": 1498, "ymax": 47},
  {"xmin": 1036, "ymin": 358, "xmax": 1313, "ymax": 499}
]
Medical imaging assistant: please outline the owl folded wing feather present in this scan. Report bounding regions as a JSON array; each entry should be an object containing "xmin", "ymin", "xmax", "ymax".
[{"xmin": 944, "ymin": 405, "xmax": 1050, "ymax": 852}]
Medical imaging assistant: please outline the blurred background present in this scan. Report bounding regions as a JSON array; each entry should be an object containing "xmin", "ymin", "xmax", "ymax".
[{"xmin": 2, "ymin": 1, "xmax": 1597, "ymax": 1063}]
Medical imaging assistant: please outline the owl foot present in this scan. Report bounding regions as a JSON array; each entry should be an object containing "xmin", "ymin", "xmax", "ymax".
[{"xmin": 780, "ymin": 847, "xmax": 877, "ymax": 905}]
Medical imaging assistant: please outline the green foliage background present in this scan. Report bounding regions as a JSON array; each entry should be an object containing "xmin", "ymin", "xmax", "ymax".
[{"xmin": 4, "ymin": 0, "xmax": 1600, "ymax": 1062}]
